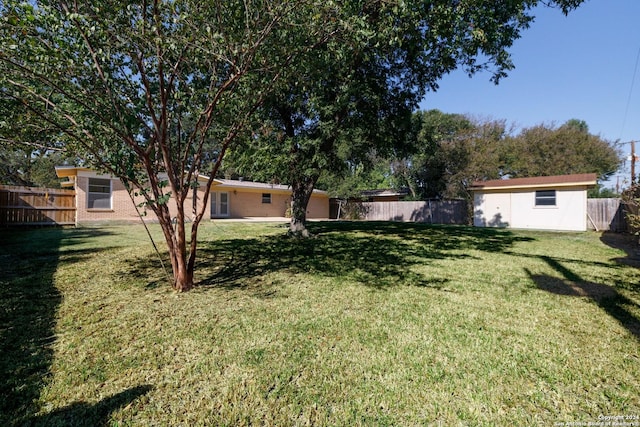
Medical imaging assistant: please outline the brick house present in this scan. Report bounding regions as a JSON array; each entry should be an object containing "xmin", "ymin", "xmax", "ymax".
[{"xmin": 55, "ymin": 166, "xmax": 329, "ymax": 225}]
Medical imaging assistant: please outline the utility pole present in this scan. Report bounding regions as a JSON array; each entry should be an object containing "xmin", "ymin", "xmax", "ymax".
[{"xmin": 632, "ymin": 140, "xmax": 637, "ymax": 184}]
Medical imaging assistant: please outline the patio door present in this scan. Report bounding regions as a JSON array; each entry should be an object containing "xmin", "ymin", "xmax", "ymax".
[{"xmin": 210, "ymin": 191, "xmax": 229, "ymax": 218}]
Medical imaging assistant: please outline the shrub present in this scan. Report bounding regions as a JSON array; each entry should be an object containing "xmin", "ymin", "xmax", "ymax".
[{"xmin": 621, "ymin": 184, "xmax": 640, "ymax": 237}]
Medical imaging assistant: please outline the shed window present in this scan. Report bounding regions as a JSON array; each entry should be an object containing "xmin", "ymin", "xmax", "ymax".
[
  {"xmin": 262, "ymin": 193, "xmax": 271, "ymax": 204},
  {"xmin": 535, "ymin": 190, "xmax": 556, "ymax": 206},
  {"xmin": 88, "ymin": 178, "xmax": 112, "ymax": 209}
]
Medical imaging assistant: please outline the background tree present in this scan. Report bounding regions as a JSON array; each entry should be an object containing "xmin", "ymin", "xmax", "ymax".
[
  {"xmin": 588, "ymin": 183, "xmax": 619, "ymax": 199},
  {"xmin": 447, "ymin": 117, "xmax": 511, "ymax": 196},
  {"xmin": 391, "ymin": 110, "xmax": 477, "ymax": 199},
  {"xmin": 502, "ymin": 120, "xmax": 620, "ymax": 180},
  {"xmin": 0, "ymin": 148, "xmax": 73, "ymax": 187},
  {"xmin": 0, "ymin": 95, "xmax": 74, "ymax": 187},
  {"xmin": 317, "ymin": 155, "xmax": 396, "ymax": 199},
  {"xmin": 375, "ymin": 114, "xmax": 619, "ymax": 204}
]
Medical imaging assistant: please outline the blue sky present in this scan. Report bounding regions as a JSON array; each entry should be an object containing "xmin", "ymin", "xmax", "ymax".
[{"xmin": 418, "ymin": 0, "xmax": 640, "ymax": 189}]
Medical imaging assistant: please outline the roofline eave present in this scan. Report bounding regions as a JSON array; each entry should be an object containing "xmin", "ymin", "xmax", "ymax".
[{"xmin": 471, "ymin": 181, "xmax": 597, "ymax": 191}]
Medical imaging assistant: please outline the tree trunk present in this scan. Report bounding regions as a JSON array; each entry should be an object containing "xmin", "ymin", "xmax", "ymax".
[
  {"xmin": 156, "ymin": 205, "xmax": 195, "ymax": 292},
  {"xmin": 289, "ymin": 176, "xmax": 317, "ymax": 238},
  {"xmin": 173, "ymin": 258, "xmax": 194, "ymax": 292}
]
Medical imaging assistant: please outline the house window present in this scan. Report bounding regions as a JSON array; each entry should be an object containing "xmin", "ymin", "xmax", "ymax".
[
  {"xmin": 535, "ymin": 190, "xmax": 556, "ymax": 206},
  {"xmin": 262, "ymin": 193, "xmax": 271, "ymax": 204},
  {"xmin": 87, "ymin": 178, "xmax": 112, "ymax": 209}
]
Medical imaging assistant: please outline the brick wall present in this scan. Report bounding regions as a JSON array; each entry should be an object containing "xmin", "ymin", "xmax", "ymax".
[
  {"xmin": 227, "ymin": 191, "xmax": 289, "ymax": 217},
  {"xmin": 76, "ymin": 174, "xmax": 210, "ymax": 223},
  {"xmin": 76, "ymin": 176, "xmax": 139, "ymax": 222},
  {"xmin": 307, "ymin": 194, "xmax": 329, "ymax": 219},
  {"xmin": 75, "ymin": 172, "xmax": 329, "ymax": 223}
]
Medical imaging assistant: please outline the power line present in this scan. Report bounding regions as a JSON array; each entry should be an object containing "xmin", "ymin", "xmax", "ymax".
[
  {"xmin": 619, "ymin": 46, "xmax": 640, "ymax": 141},
  {"xmin": 614, "ymin": 139, "xmax": 640, "ymax": 147}
]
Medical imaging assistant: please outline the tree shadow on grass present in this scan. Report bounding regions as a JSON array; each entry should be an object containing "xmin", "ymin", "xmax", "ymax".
[
  {"xmin": 25, "ymin": 384, "xmax": 153, "ymax": 427},
  {"xmin": 194, "ymin": 222, "xmax": 535, "ymax": 291},
  {"xmin": 526, "ymin": 255, "xmax": 640, "ymax": 341},
  {"xmin": 0, "ymin": 227, "xmax": 119, "ymax": 425},
  {"xmin": 600, "ymin": 231, "xmax": 640, "ymax": 268}
]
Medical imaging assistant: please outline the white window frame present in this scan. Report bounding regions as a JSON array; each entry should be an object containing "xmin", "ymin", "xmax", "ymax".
[
  {"xmin": 87, "ymin": 177, "xmax": 112, "ymax": 209},
  {"xmin": 262, "ymin": 193, "xmax": 271, "ymax": 204}
]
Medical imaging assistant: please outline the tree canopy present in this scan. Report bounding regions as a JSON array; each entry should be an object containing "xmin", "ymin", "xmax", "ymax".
[
  {"xmin": 0, "ymin": 96, "xmax": 74, "ymax": 187},
  {"xmin": 502, "ymin": 121, "xmax": 620, "ymax": 181}
]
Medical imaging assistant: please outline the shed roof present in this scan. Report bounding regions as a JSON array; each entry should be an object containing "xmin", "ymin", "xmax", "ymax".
[{"xmin": 470, "ymin": 173, "xmax": 597, "ymax": 191}]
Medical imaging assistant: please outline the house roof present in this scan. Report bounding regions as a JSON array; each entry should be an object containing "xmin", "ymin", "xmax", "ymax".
[
  {"xmin": 211, "ymin": 178, "xmax": 328, "ymax": 195},
  {"xmin": 55, "ymin": 166, "xmax": 91, "ymax": 178},
  {"xmin": 55, "ymin": 167, "xmax": 328, "ymax": 195},
  {"xmin": 212, "ymin": 178, "xmax": 289, "ymax": 191},
  {"xmin": 470, "ymin": 173, "xmax": 598, "ymax": 191}
]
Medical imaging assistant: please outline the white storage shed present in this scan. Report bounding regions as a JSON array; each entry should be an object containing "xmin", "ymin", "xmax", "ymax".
[{"xmin": 471, "ymin": 173, "xmax": 597, "ymax": 231}]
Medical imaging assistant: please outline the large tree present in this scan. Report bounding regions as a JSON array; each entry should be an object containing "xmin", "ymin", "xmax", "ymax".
[
  {"xmin": 225, "ymin": 5, "xmax": 416, "ymax": 235},
  {"xmin": 228, "ymin": 0, "xmax": 587, "ymax": 235},
  {"xmin": 0, "ymin": 0, "xmax": 340, "ymax": 291}
]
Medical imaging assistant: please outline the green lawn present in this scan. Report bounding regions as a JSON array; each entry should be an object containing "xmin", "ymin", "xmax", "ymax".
[{"xmin": 1, "ymin": 222, "xmax": 639, "ymax": 426}]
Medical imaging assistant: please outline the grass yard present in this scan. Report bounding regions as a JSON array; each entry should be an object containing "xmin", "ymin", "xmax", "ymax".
[{"xmin": 1, "ymin": 221, "xmax": 639, "ymax": 426}]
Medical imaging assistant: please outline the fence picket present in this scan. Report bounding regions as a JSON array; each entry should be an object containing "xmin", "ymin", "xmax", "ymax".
[
  {"xmin": 349, "ymin": 200, "xmax": 468, "ymax": 224},
  {"xmin": 586, "ymin": 198, "xmax": 627, "ymax": 232}
]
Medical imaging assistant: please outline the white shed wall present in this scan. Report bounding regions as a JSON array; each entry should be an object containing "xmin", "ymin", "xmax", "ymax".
[
  {"xmin": 474, "ymin": 186, "xmax": 588, "ymax": 231},
  {"xmin": 473, "ymin": 192, "xmax": 511, "ymax": 227},
  {"xmin": 510, "ymin": 188, "xmax": 587, "ymax": 231}
]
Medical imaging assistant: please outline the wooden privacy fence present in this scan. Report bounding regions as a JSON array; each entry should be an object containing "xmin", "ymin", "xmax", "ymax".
[
  {"xmin": 336, "ymin": 198, "xmax": 631, "ymax": 230},
  {"xmin": 333, "ymin": 200, "xmax": 468, "ymax": 224},
  {"xmin": 0, "ymin": 185, "xmax": 76, "ymax": 226},
  {"xmin": 586, "ymin": 198, "xmax": 627, "ymax": 232}
]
